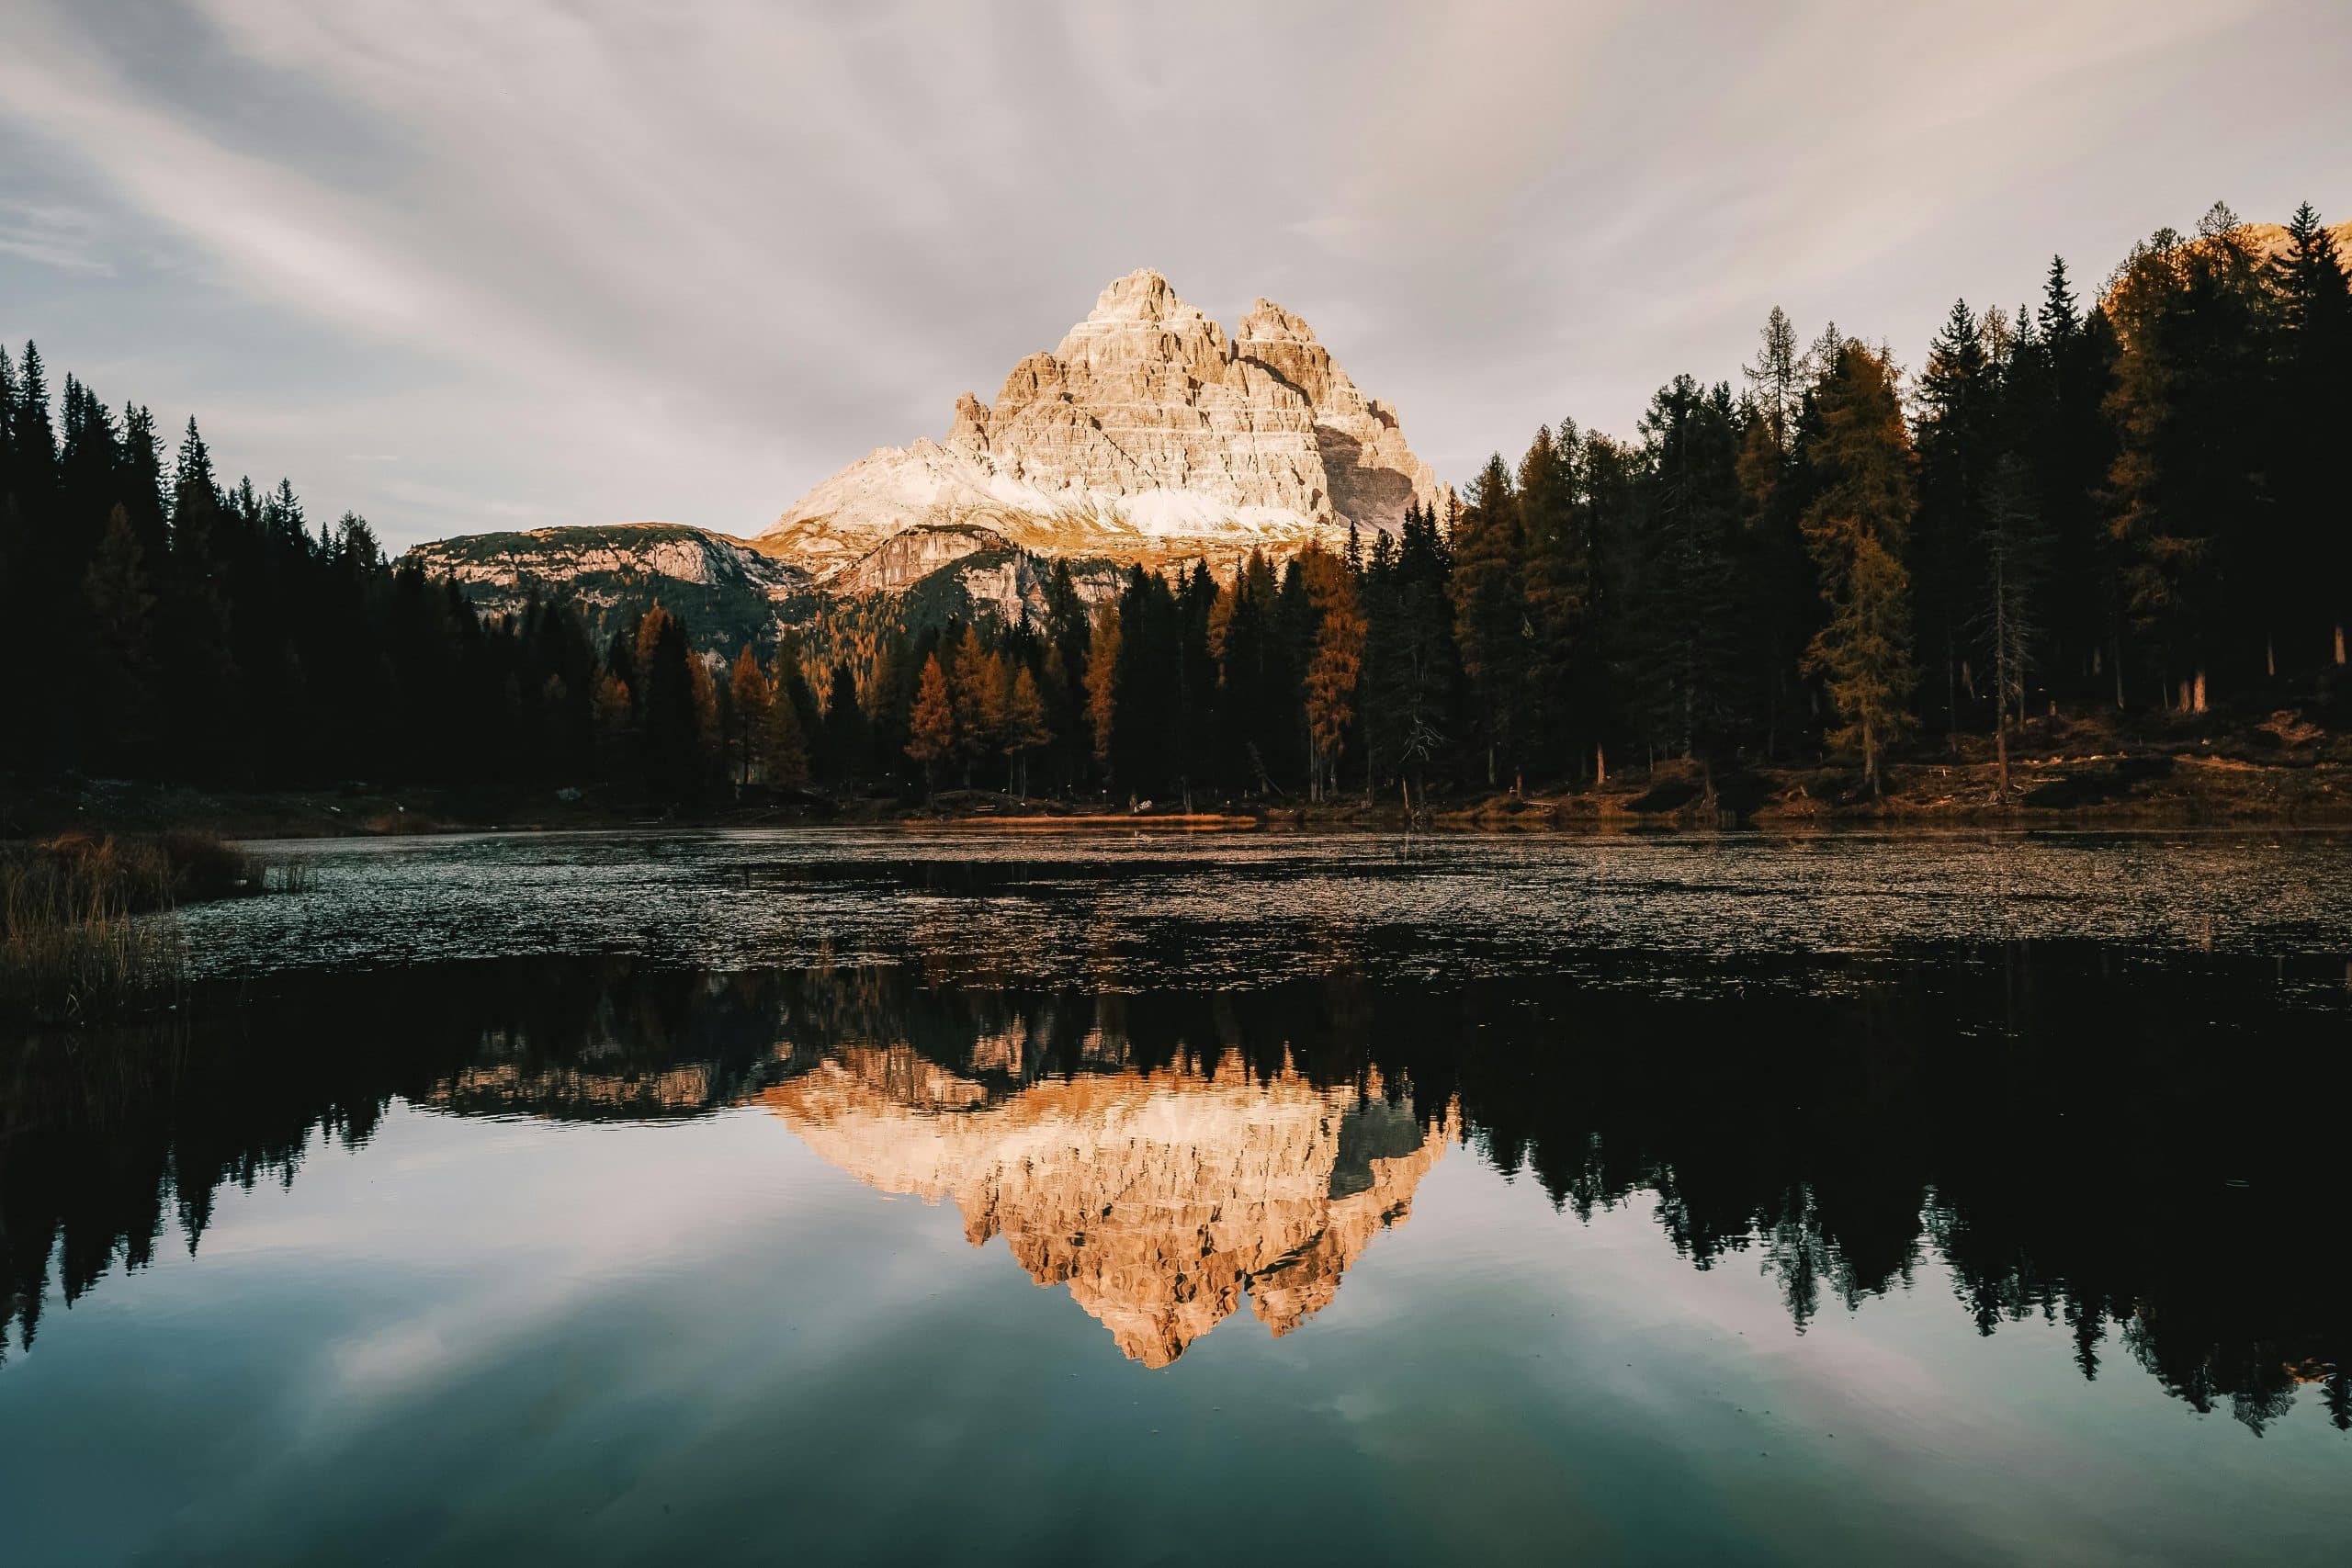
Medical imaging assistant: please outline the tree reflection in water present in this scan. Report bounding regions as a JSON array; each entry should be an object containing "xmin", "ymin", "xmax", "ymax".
[{"xmin": 3, "ymin": 946, "xmax": 2347, "ymax": 1429}]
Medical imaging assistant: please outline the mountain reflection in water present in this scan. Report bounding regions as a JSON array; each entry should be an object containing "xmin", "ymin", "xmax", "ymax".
[
  {"xmin": 763, "ymin": 1046, "xmax": 1449, "ymax": 1366},
  {"xmin": 6, "ymin": 947, "xmax": 2346, "ymax": 1430}
]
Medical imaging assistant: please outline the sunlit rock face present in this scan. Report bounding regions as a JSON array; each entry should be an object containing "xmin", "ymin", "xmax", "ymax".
[
  {"xmin": 401, "ymin": 521, "xmax": 812, "ymax": 652},
  {"xmin": 759, "ymin": 269, "xmax": 1442, "ymax": 586},
  {"xmin": 402, "ymin": 271, "xmax": 1441, "ymax": 649},
  {"xmin": 761, "ymin": 1043, "xmax": 1454, "ymax": 1367}
]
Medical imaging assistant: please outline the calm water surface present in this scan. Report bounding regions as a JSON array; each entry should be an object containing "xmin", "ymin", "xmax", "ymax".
[{"xmin": 4, "ymin": 829, "xmax": 2349, "ymax": 1564}]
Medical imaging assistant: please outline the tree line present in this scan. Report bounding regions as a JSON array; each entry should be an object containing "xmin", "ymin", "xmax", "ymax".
[
  {"xmin": 6, "ymin": 200, "xmax": 2345, "ymax": 806},
  {"xmin": 10, "ymin": 952, "xmax": 2346, "ymax": 1429}
]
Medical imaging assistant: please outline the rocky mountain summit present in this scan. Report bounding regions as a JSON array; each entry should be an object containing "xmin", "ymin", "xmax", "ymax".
[
  {"xmin": 407, "ymin": 270, "xmax": 1442, "ymax": 652},
  {"xmin": 757, "ymin": 269, "xmax": 1440, "ymax": 585}
]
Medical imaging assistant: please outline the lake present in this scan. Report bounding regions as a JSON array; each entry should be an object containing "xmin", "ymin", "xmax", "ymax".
[{"xmin": 4, "ymin": 829, "xmax": 2349, "ymax": 1564}]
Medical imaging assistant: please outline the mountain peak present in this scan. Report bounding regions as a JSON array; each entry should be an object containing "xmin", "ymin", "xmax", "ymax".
[
  {"xmin": 1239, "ymin": 298, "xmax": 1317, "ymax": 344},
  {"xmin": 1089, "ymin": 266, "xmax": 1184, "ymax": 320},
  {"xmin": 762, "ymin": 272, "xmax": 1439, "ymax": 584}
]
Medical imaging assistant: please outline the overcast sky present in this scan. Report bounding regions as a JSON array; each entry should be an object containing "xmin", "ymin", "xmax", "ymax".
[{"xmin": 2, "ymin": 1, "xmax": 2345, "ymax": 550}]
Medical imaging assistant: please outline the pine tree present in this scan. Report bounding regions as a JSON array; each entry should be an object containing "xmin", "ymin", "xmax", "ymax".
[
  {"xmin": 1300, "ymin": 546, "xmax": 1366, "ymax": 802},
  {"xmin": 1735, "ymin": 312, "xmax": 1816, "ymax": 762},
  {"xmin": 1366, "ymin": 500, "xmax": 1455, "ymax": 805},
  {"xmin": 593, "ymin": 671, "xmax": 637, "ymax": 783},
  {"xmin": 1109, "ymin": 566, "xmax": 1182, "ymax": 801},
  {"xmin": 761, "ymin": 671, "xmax": 813, "ymax": 790},
  {"xmin": 1517, "ymin": 423, "xmax": 1590, "ymax": 777},
  {"xmin": 1001, "ymin": 665, "xmax": 1053, "ymax": 798},
  {"xmin": 728, "ymin": 645, "xmax": 772, "ymax": 789},
  {"xmin": 947, "ymin": 624, "xmax": 999, "ymax": 784},
  {"xmin": 2267, "ymin": 203, "xmax": 2352, "ymax": 669},
  {"xmin": 1800, "ymin": 341, "xmax": 1918, "ymax": 793},
  {"xmin": 689, "ymin": 654, "xmax": 722, "ymax": 788},
  {"xmin": 1449, "ymin": 453, "xmax": 1527, "ymax": 787},
  {"xmin": 1083, "ymin": 600, "xmax": 1121, "ymax": 779},
  {"xmin": 820, "ymin": 661, "xmax": 868, "ymax": 787},
  {"xmin": 1915, "ymin": 299, "xmax": 1997, "ymax": 744},
  {"xmin": 904, "ymin": 652, "xmax": 956, "ymax": 799},
  {"xmin": 1172, "ymin": 561, "xmax": 1220, "ymax": 810},
  {"xmin": 83, "ymin": 504, "xmax": 159, "ymax": 768},
  {"xmin": 631, "ymin": 603, "xmax": 699, "ymax": 799},
  {"xmin": 1743, "ymin": 305, "xmax": 1803, "ymax": 457},
  {"xmin": 1976, "ymin": 454, "xmax": 2044, "ymax": 793},
  {"xmin": 1627, "ymin": 376, "xmax": 1747, "ymax": 765},
  {"xmin": 161, "ymin": 416, "xmax": 240, "ymax": 772},
  {"xmin": 1213, "ymin": 548, "xmax": 1293, "ymax": 795}
]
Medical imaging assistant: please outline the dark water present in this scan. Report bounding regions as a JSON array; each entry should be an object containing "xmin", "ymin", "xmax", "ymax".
[{"xmin": 4, "ymin": 829, "xmax": 2349, "ymax": 1564}]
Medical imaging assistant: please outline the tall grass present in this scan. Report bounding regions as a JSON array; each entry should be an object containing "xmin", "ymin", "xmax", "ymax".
[{"xmin": 0, "ymin": 832, "xmax": 296, "ymax": 1024}]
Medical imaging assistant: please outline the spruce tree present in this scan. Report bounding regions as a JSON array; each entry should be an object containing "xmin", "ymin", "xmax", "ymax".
[
  {"xmin": 820, "ymin": 661, "xmax": 868, "ymax": 788},
  {"xmin": 1517, "ymin": 423, "xmax": 1590, "ymax": 777},
  {"xmin": 1449, "ymin": 453, "xmax": 1527, "ymax": 787},
  {"xmin": 1628, "ymin": 376, "xmax": 1747, "ymax": 767},
  {"xmin": 1976, "ymin": 454, "xmax": 2043, "ymax": 793},
  {"xmin": 2106, "ymin": 206, "xmax": 2273, "ymax": 709},
  {"xmin": 2267, "ymin": 203, "xmax": 2352, "ymax": 669},
  {"xmin": 1799, "ymin": 342, "xmax": 1919, "ymax": 793},
  {"xmin": 1366, "ymin": 501, "xmax": 1455, "ymax": 805},
  {"xmin": 83, "ymin": 504, "xmax": 160, "ymax": 769},
  {"xmin": 1001, "ymin": 665, "xmax": 1052, "ymax": 798},
  {"xmin": 1915, "ymin": 299, "xmax": 1996, "ymax": 744}
]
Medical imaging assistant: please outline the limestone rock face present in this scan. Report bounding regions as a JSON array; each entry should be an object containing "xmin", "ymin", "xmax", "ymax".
[
  {"xmin": 762, "ymin": 1045, "xmax": 1453, "ymax": 1368},
  {"xmin": 761, "ymin": 268, "xmax": 1442, "ymax": 583},
  {"xmin": 401, "ymin": 521, "xmax": 811, "ymax": 653}
]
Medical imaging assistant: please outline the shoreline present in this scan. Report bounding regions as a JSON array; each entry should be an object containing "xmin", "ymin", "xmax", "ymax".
[{"xmin": 7, "ymin": 754, "xmax": 2348, "ymax": 843}]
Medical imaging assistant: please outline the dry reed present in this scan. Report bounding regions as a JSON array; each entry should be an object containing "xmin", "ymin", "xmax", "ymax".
[{"xmin": 0, "ymin": 832, "xmax": 295, "ymax": 1023}]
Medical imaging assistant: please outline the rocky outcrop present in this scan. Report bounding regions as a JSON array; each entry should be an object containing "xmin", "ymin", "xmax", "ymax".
[
  {"xmin": 760, "ymin": 268, "xmax": 1442, "ymax": 583},
  {"xmin": 762, "ymin": 1045, "xmax": 1454, "ymax": 1367},
  {"xmin": 403, "ymin": 522, "xmax": 814, "ymax": 651}
]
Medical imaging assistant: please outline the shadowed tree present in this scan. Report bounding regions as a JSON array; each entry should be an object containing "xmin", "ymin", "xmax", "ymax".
[
  {"xmin": 1001, "ymin": 664, "xmax": 1052, "ymax": 797},
  {"xmin": 1449, "ymin": 453, "xmax": 1527, "ymax": 788},
  {"xmin": 820, "ymin": 661, "xmax": 869, "ymax": 788},
  {"xmin": 1975, "ymin": 454, "xmax": 2044, "ymax": 794},
  {"xmin": 1800, "ymin": 341, "xmax": 1918, "ymax": 794},
  {"xmin": 728, "ymin": 645, "xmax": 772, "ymax": 790}
]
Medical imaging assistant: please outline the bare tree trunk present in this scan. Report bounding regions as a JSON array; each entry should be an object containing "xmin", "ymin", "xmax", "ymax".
[
  {"xmin": 1996, "ymin": 722, "xmax": 2008, "ymax": 799},
  {"xmin": 2192, "ymin": 670, "xmax": 2207, "ymax": 715},
  {"xmin": 1595, "ymin": 743, "xmax": 1607, "ymax": 787},
  {"xmin": 2336, "ymin": 624, "xmax": 2347, "ymax": 667}
]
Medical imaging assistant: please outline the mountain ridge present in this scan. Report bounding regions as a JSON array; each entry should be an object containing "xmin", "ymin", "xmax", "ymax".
[{"xmin": 407, "ymin": 269, "xmax": 1443, "ymax": 656}]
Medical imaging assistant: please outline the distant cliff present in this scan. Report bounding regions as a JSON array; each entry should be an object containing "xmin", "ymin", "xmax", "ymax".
[{"xmin": 403, "ymin": 269, "xmax": 1442, "ymax": 659}]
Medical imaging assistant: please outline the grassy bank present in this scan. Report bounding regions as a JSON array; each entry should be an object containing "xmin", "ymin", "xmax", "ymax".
[{"xmin": 0, "ymin": 832, "xmax": 306, "ymax": 1025}]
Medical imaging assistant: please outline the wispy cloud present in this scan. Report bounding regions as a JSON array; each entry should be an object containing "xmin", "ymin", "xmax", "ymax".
[
  {"xmin": 0, "ymin": 198, "xmax": 114, "ymax": 275},
  {"xmin": 0, "ymin": 0, "xmax": 2341, "ymax": 548}
]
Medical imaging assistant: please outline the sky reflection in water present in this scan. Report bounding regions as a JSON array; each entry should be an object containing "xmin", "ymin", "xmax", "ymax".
[{"xmin": 4, "ymin": 830, "xmax": 2349, "ymax": 1564}]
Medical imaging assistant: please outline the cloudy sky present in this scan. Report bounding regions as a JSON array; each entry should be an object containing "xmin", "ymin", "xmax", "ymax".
[{"xmin": 3, "ymin": 1, "xmax": 2345, "ymax": 550}]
